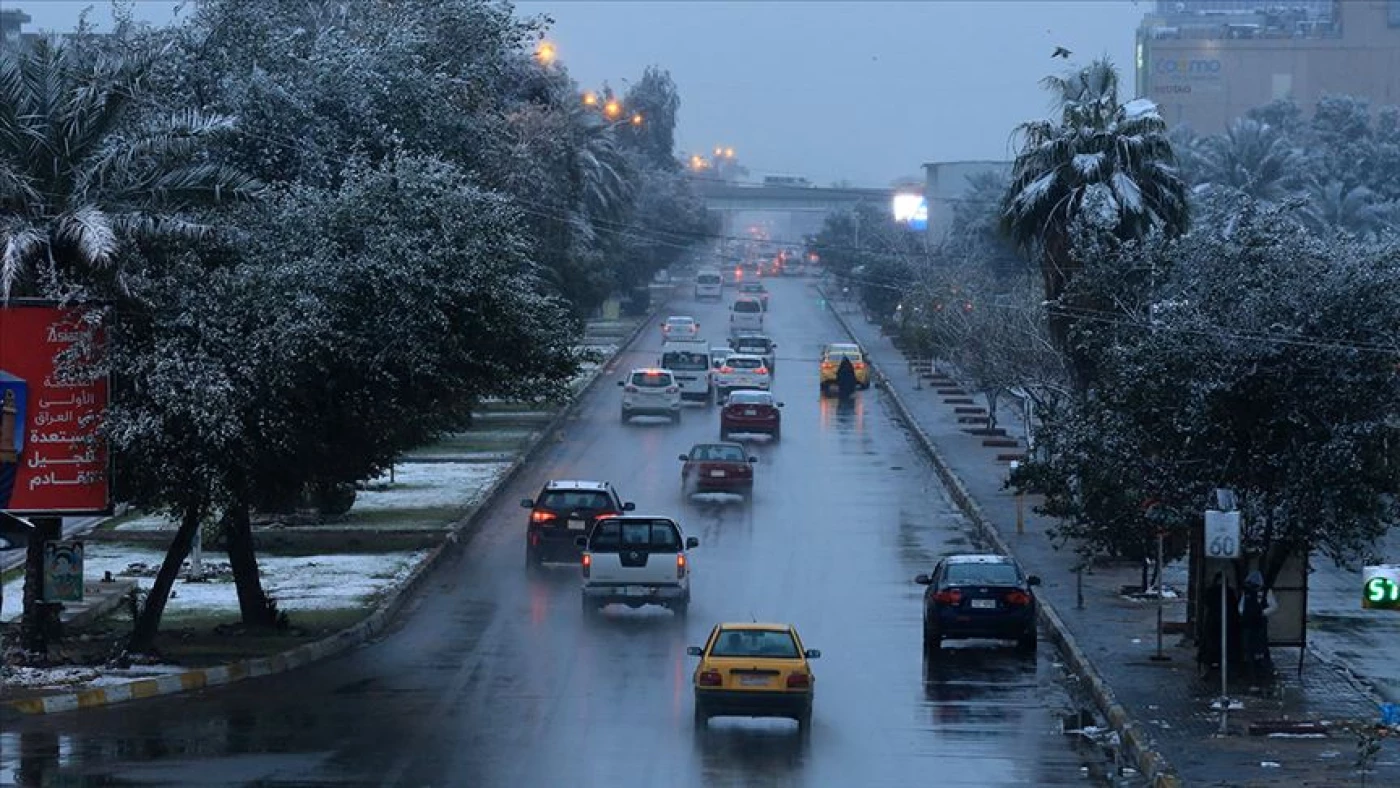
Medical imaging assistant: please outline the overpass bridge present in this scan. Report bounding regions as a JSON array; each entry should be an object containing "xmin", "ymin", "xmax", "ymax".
[{"xmin": 693, "ymin": 179, "xmax": 895, "ymax": 215}]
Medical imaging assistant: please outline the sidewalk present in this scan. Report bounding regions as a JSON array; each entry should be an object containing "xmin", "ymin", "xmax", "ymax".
[{"xmin": 829, "ymin": 298, "xmax": 1400, "ymax": 787}]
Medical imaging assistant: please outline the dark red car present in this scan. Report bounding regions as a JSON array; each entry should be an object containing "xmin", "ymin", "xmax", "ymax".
[
  {"xmin": 680, "ymin": 443, "xmax": 757, "ymax": 496},
  {"xmin": 720, "ymin": 389, "xmax": 784, "ymax": 440}
]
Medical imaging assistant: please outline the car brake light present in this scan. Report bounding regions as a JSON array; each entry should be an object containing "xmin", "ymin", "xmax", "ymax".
[
  {"xmin": 677, "ymin": 553, "xmax": 687, "ymax": 579},
  {"xmin": 719, "ymin": 366, "xmax": 733, "ymax": 374},
  {"xmin": 754, "ymin": 366, "xmax": 768, "ymax": 375},
  {"xmin": 934, "ymin": 589, "xmax": 963, "ymax": 605},
  {"xmin": 854, "ymin": 362, "xmax": 866, "ymax": 370},
  {"xmin": 594, "ymin": 512, "xmax": 618, "ymax": 521},
  {"xmin": 786, "ymin": 673, "xmax": 811, "ymax": 689},
  {"xmin": 581, "ymin": 553, "xmax": 591, "ymax": 578},
  {"xmin": 1005, "ymin": 590, "xmax": 1031, "ymax": 606},
  {"xmin": 530, "ymin": 510, "xmax": 553, "ymax": 524},
  {"xmin": 698, "ymin": 670, "xmax": 722, "ymax": 687}
]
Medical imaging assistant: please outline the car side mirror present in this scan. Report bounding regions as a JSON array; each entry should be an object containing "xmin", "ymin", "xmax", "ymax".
[
  {"xmin": 748, "ymin": 456, "xmax": 758, "ymax": 463},
  {"xmin": 777, "ymin": 402, "xmax": 785, "ymax": 408},
  {"xmin": 1027, "ymin": 575, "xmax": 1042, "ymax": 586},
  {"xmin": 678, "ymin": 454, "xmax": 689, "ymax": 462},
  {"xmin": 520, "ymin": 498, "xmax": 534, "ymax": 509},
  {"xmin": 914, "ymin": 574, "xmax": 932, "ymax": 585},
  {"xmin": 686, "ymin": 536, "xmax": 700, "ymax": 549},
  {"xmin": 616, "ymin": 380, "xmax": 625, "ymax": 387},
  {"xmin": 804, "ymin": 649, "xmax": 821, "ymax": 659},
  {"xmin": 574, "ymin": 536, "xmax": 588, "ymax": 549},
  {"xmin": 686, "ymin": 646, "xmax": 704, "ymax": 656},
  {"xmin": 623, "ymin": 502, "xmax": 636, "ymax": 511}
]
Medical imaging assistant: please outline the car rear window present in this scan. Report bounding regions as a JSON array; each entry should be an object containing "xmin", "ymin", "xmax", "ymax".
[
  {"xmin": 539, "ymin": 490, "xmax": 613, "ymax": 511},
  {"xmin": 944, "ymin": 563, "xmax": 1021, "ymax": 586},
  {"xmin": 735, "ymin": 341, "xmax": 770, "ymax": 355},
  {"xmin": 710, "ymin": 629, "xmax": 799, "ymax": 658},
  {"xmin": 697, "ymin": 274, "xmax": 721, "ymax": 284},
  {"xmin": 631, "ymin": 371, "xmax": 672, "ymax": 387},
  {"xmin": 727, "ymin": 391, "xmax": 771, "ymax": 405},
  {"xmin": 728, "ymin": 357, "xmax": 763, "ymax": 370},
  {"xmin": 662, "ymin": 351, "xmax": 709, "ymax": 370},
  {"xmin": 689, "ymin": 445, "xmax": 746, "ymax": 462},
  {"xmin": 589, "ymin": 520, "xmax": 682, "ymax": 552},
  {"xmin": 733, "ymin": 300, "xmax": 761, "ymax": 313}
]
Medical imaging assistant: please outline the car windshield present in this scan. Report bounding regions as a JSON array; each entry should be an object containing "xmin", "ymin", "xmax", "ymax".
[
  {"xmin": 589, "ymin": 520, "xmax": 681, "ymax": 552},
  {"xmin": 538, "ymin": 490, "xmax": 613, "ymax": 511},
  {"xmin": 734, "ymin": 300, "xmax": 761, "ymax": 313},
  {"xmin": 727, "ymin": 391, "xmax": 771, "ymax": 405},
  {"xmin": 689, "ymin": 444, "xmax": 746, "ymax": 462},
  {"xmin": 943, "ymin": 562, "xmax": 1022, "ymax": 586},
  {"xmin": 728, "ymin": 357, "xmax": 763, "ymax": 370},
  {"xmin": 630, "ymin": 372, "xmax": 672, "ymax": 387},
  {"xmin": 710, "ymin": 629, "xmax": 800, "ymax": 658},
  {"xmin": 662, "ymin": 351, "xmax": 709, "ymax": 370}
]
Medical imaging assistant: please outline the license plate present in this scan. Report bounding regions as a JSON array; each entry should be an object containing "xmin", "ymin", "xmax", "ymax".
[
  {"xmin": 568, "ymin": 519, "xmax": 586, "ymax": 530},
  {"xmin": 971, "ymin": 599, "xmax": 997, "ymax": 609},
  {"xmin": 710, "ymin": 470, "xmax": 726, "ymax": 478},
  {"xmin": 624, "ymin": 586, "xmax": 654, "ymax": 597},
  {"xmin": 739, "ymin": 675, "xmax": 770, "ymax": 687},
  {"xmin": 744, "ymin": 409, "xmax": 757, "ymax": 416}
]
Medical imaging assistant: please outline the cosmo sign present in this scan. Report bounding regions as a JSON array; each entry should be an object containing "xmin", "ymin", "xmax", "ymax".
[{"xmin": 1151, "ymin": 54, "xmax": 1223, "ymax": 95}]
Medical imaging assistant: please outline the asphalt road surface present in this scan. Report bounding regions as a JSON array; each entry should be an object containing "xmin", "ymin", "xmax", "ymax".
[{"xmin": 1, "ymin": 276, "xmax": 1119, "ymax": 787}]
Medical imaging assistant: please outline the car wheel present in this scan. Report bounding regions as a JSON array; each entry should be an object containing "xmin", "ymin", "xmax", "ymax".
[
  {"xmin": 582, "ymin": 597, "xmax": 600, "ymax": 619},
  {"xmin": 1017, "ymin": 628, "xmax": 1038, "ymax": 653},
  {"xmin": 693, "ymin": 704, "xmax": 709, "ymax": 728},
  {"xmin": 771, "ymin": 425, "xmax": 781, "ymax": 441},
  {"xmin": 525, "ymin": 545, "xmax": 542, "ymax": 571},
  {"xmin": 923, "ymin": 624, "xmax": 942, "ymax": 654},
  {"xmin": 797, "ymin": 708, "xmax": 812, "ymax": 734},
  {"xmin": 671, "ymin": 410, "xmax": 681, "ymax": 424},
  {"xmin": 719, "ymin": 427, "xmax": 729, "ymax": 440},
  {"xmin": 619, "ymin": 408, "xmax": 630, "ymax": 424},
  {"xmin": 672, "ymin": 598, "xmax": 688, "ymax": 619}
]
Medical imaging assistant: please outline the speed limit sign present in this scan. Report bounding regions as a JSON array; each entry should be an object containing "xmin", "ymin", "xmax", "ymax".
[{"xmin": 1204, "ymin": 510, "xmax": 1241, "ymax": 559}]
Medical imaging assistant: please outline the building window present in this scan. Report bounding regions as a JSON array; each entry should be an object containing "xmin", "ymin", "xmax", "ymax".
[{"xmin": 1390, "ymin": 0, "xmax": 1400, "ymax": 27}]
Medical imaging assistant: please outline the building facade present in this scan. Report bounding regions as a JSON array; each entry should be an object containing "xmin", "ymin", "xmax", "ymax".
[{"xmin": 1136, "ymin": 0, "xmax": 1400, "ymax": 133}]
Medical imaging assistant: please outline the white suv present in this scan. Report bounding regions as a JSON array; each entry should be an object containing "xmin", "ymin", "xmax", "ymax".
[
  {"xmin": 713, "ymin": 354, "xmax": 771, "ymax": 400},
  {"xmin": 618, "ymin": 368, "xmax": 682, "ymax": 423},
  {"xmin": 660, "ymin": 340, "xmax": 714, "ymax": 405},
  {"xmin": 729, "ymin": 298, "xmax": 764, "ymax": 335},
  {"xmin": 577, "ymin": 516, "xmax": 698, "ymax": 618}
]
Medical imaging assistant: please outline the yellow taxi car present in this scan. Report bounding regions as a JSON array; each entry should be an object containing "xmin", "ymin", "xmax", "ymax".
[
  {"xmin": 818, "ymin": 342, "xmax": 870, "ymax": 391},
  {"xmin": 687, "ymin": 622, "xmax": 821, "ymax": 731}
]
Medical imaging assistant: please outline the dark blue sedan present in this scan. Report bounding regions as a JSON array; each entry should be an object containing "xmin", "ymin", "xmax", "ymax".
[{"xmin": 915, "ymin": 554, "xmax": 1041, "ymax": 654}]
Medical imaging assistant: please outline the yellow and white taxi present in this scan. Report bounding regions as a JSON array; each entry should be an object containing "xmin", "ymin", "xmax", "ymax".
[
  {"xmin": 687, "ymin": 622, "xmax": 820, "ymax": 731},
  {"xmin": 818, "ymin": 342, "xmax": 869, "ymax": 390}
]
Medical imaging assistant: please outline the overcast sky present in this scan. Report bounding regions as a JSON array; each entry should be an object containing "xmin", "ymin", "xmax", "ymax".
[{"xmin": 13, "ymin": 1, "xmax": 1145, "ymax": 186}]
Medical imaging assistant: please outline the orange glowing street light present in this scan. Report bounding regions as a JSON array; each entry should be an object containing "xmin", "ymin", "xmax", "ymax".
[
  {"xmin": 724, "ymin": 147, "xmax": 735, "ymax": 158},
  {"xmin": 603, "ymin": 99, "xmax": 622, "ymax": 119},
  {"xmin": 630, "ymin": 112, "xmax": 644, "ymax": 126},
  {"xmin": 582, "ymin": 91, "xmax": 598, "ymax": 107},
  {"xmin": 535, "ymin": 41, "xmax": 557, "ymax": 65}
]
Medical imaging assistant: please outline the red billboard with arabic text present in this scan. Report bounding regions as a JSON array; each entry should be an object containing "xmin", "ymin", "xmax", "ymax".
[{"xmin": 0, "ymin": 302, "xmax": 111, "ymax": 515}]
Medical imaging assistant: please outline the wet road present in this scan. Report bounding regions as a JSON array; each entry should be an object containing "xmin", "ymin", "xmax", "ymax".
[{"xmin": 1, "ymin": 277, "xmax": 1111, "ymax": 787}]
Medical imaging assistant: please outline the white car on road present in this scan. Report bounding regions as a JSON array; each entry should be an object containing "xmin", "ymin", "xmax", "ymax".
[
  {"xmin": 662, "ymin": 315, "xmax": 700, "ymax": 338},
  {"xmin": 713, "ymin": 354, "xmax": 771, "ymax": 400},
  {"xmin": 578, "ymin": 516, "xmax": 698, "ymax": 618},
  {"xmin": 660, "ymin": 340, "xmax": 714, "ymax": 405},
  {"xmin": 618, "ymin": 368, "xmax": 682, "ymax": 423},
  {"xmin": 729, "ymin": 298, "xmax": 764, "ymax": 335}
]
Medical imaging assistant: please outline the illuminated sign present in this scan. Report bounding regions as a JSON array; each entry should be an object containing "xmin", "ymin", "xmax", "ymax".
[
  {"xmin": 1154, "ymin": 58, "xmax": 1222, "ymax": 75},
  {"xmin": 892, "ymin": 193, "xmax": 928, "ymax": 231},
  {"xmin": 1364, "ymin": 565, "xmax": 1400, "ymax": 610}
]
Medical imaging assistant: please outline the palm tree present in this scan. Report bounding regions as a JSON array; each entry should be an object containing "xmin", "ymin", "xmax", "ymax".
[
  {"xmin": 1301, "ymin": 180, "xmax": 1392, "ymax": 237},
  {"xmin": 0, "ymin": 37, "xmax": 259, "ymax": 300},
  {"xmin": 1197, "ymin": 118, "xmax": 1303, "ymax": 202},
  {"xmin": 1000, "ymin": 58, "xmax": 1190, "ymax": 372}
]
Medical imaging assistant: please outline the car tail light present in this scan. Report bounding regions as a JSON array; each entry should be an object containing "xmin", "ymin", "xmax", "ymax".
[
  {"xmin": 854, "ymin": 362, "xmax": 866, "ymax": 370},
  {"xmin": 581, "ymin": 553, "xmax": 591, "ymax": 578},
  {"xmin": 786, "ymin": 672, "xmax": 811, "ymax": 689},
  {"xmin": 698, "ymin": 670, "xmax": 722, "ymax": 687},
  {"xmin": 677, "ymin": 553, "xmax": 687, "ymax": 579},
  {"xmin": 593, "ymin": 512, "xmax": 618, "ymax": 521},
  {"xmin": 530, "ymin": 510, "xmax": 554, "ymax": 524},
  {"xmin": 754, "ymin": 366, "xmax": 768, "ymax": 375},
  {"xmin": 1004, "ymin": 590, "xmax": 1031, "ymax": 606},
  {"xmin": 719, "ymin": 366, "xmax": 733, "ymax": 374},
  {"xmin": 934, "ymin": 589, "xmax": 963, "ymax": 605}
]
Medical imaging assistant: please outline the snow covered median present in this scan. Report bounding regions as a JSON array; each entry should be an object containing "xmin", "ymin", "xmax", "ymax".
[{"xmin": 2, "ymin": 544, "xmax": 430, "ymax": 623}]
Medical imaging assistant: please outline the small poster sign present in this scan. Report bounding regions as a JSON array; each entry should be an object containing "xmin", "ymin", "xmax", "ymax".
[{"xmin": 43, "ymin": 540, "xmax": 84, "ymax": 602}]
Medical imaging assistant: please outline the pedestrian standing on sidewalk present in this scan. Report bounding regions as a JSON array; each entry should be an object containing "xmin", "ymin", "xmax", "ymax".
[{"xmin": 1238, "ymin": 570, "xmax": 1278, "ymax": 683}]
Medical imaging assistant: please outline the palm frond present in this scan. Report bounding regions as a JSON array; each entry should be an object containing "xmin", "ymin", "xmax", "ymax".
[
  {"xmin": 1, "ymin": 224, "xmax": 45, "ymax": 300},
  {"xmin": 54, "ymin": 205, "xmax": 117, "ymax": 268}
]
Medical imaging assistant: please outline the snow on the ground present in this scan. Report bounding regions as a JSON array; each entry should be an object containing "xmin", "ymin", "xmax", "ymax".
[
  {"xmin": 2, "ymin": 664, "xmax": 189, "ymax": 689},
  {"xmin": 353, "ymin": 461, "xmax": 510, "ymax": 512},
  {"xmin": 114, "ymin": 462, "xmax": 511, "ymax": 531},
  {"xmin": 1, "ymin": 544, "xmax": 429, "ymax": 623}
]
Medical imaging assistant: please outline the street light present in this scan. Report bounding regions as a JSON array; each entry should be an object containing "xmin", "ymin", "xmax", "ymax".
[
  {"xmin": 535, "ymin": 41, "xmax": 557, "ymax": 66},
  {"xmin": 724, "ymin": 147, "xmax": 735, "ymax": 158},
  {"xmin": 603, "ymin": 99, "xmax": 622, "ymax": 120},
  {"xmin": 582, "ymin": 91, "xmax": 598, "ymax": 107},
  {"xmin": 630, "ymin": 112, "xmax": 644, "ymax": 126}
]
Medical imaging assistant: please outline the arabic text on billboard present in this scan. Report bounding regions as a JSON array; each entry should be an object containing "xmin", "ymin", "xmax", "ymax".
[{"xmin": 0, "ymin": 303, "xmax": 110, "ymax": 515}]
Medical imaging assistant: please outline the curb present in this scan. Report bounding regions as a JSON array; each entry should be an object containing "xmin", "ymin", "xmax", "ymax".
[
  {"xmin": 819, "ymin": 290, "xmax": 1182, "ymax": 788},
  {"xmin": 4, "ymin": 299, "xmax": 667, "ymax": 717}
]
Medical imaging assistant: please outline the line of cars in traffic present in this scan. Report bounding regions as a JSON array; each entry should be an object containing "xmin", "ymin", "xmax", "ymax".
[{"xmin": 522, "ymin": 267, "xmax": 1040, "ymax": 733}]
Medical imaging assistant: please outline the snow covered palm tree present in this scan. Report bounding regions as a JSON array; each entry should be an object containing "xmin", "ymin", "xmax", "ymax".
[
  {"xmin": 1000, "ymin": 58, "xmax": 1190, "ymax": 366},
  {"xmin": 0, "ymin": 38, "xmax": 259, "ymax": 300},
  {"xmin": 1197, "ymin": 118, "xmax": 1302, "ymax": 202},
  {"xmin": 1302, "ymin": 180, "xmax": 1391, "ymax": 237}
]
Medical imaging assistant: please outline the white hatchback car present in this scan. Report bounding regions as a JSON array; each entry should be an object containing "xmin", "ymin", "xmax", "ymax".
[
  {"xmin": 618, "ymin": 368, "xmax": 683, "ymax": 423},
  {"xmin": 713, "ymin": 354, "xmax": 772, "ymax": 400},
  {"xmin": 662, "ymin": 316, "xmax": 700, "ymax": 339}
]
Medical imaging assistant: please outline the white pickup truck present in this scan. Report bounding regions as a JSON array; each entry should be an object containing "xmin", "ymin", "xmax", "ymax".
[{"xmin": 577, "ymin": 516, "xmax": 698, "ymax": 619}]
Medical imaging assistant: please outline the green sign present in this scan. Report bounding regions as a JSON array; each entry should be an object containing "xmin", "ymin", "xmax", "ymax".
[{"xmin": 1364, "ymin": 566, "xmax": 1400, "ymax": 610}]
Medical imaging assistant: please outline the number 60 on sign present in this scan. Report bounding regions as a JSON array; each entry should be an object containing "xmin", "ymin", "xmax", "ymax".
[
  {"xmin": 1204, "ymin": 510, "xmax": 1240, "ymax": 559},
  {"xmin": 1364, "ymin": 565, "xmax": 1400, "ymax": 611}
]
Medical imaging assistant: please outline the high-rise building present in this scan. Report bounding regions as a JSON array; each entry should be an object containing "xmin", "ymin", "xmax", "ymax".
[
  {"xmin": 1135, "ymin": 0, "xmax": 1400, "ymax": 133},
  {"xmin": 1, "ymin": 8, "xmax": 33, "ymax": 45}
]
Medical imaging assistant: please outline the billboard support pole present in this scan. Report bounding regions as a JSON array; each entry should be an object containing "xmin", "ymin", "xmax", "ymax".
[{"xmin": 19, "ymin": 516, "xmax": 63, "ymax": 654}]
